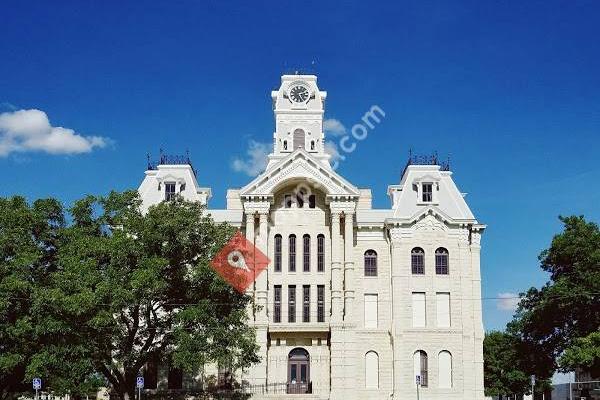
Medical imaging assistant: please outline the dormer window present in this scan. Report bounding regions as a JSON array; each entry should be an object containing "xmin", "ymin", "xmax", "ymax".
[
  {"xmin": 165, "ymin": 182, "xmax": 176, "ymax": 201},
  {"xmin": 422, "ymin": 183, "xmax": 433, "ymax": 203}
]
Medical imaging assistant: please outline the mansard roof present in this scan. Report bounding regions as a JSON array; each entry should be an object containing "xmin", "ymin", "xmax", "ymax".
[{"xmin": 239, "ymin": 148, "xmax": 360, "ymax": 199}]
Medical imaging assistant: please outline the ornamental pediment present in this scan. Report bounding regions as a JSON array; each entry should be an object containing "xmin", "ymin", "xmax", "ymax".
[{"xmin": 240, "ymin": 149, "xmax": 360, "ymax": 198}]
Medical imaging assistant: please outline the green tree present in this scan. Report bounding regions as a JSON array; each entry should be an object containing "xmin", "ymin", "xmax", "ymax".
[
  {"xmin": 484, "ymin": 331, "xmax": 530, "ymax": 397},
  {"xmin": 509, "ymin": 216, "xmax": 600, "ymax": 380},
  {"xmin": 27, "ymin": 191, "xmax": 258, "ymax": 400},
  {"xmin": 558, "ymin": 331, "xmax": 600, "ymax": 378},
  {"xmin": 0, "ymin": 197, "xmax": 63, "ymax": 400}
]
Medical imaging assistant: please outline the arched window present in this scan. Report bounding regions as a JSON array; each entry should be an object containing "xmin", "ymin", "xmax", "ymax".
[
  {"xmin": 365, "ymin": 351, "xmax": 379, "ymax": 389},
  {"xmin": 438, "ymin": 351, "xmax": 452, "ymax": 388},
  {"xmin": 411, "ymin": 247, "xmax": 425, "ymax": 274},
  {"xmin": 317, "ymin": 234, "xmax": 325, "ymax": 272},
  {"xmin": 303, "ymin": 234, "xmax": 310, "ymax": 272},
  {"xmin": 364, "ymin": 250, "xmax": 378, "ymax": 277},
  {"xmin": 413, "ymin": 350, "xmax": 428, "ymax": 387},
  {"xmin": 435, "ymin": 248, "xmax": 449, "ymax": 275},
  {"xmin": 310, "ymin": 140, "xmax": 315, "ymax": 150},
  {"xmin": 274, "ymin": 235, "xmax": 282, "ymax": 272},
  {"xmin": 289, "ymin": 235, "xmax": 296, "ymax": 272},
  {"xmin": 288, "ymin": 348, "xmax": 310, "ymax": 393},
  {"xmin": 293, "ymin": 129, "xmax": 306, "ymax": 150}
]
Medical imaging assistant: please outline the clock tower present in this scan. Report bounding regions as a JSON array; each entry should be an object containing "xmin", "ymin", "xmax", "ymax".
[{"xmin": 267, "ymin": 74, "xmax": 330, "ymax": 169}]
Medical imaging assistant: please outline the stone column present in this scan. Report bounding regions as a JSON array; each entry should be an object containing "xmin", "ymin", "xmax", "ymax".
[
  {"xmin": 343, "ymin": 212, "xmax": 355, "ymax": 321},
  {"xmin": 245, "ymin": 213, "xmax": 256, "ymax": 321},
  {"xmin": 255, "ymin": 212, "xmax": 269, "ymax": 324},
  {"xmin": 389, "ymin": 227, "xmax": 405, "ymax": 397},
  {"xmin": 330, "ymin": 211, "xmax": 343, "ymax": 323}
]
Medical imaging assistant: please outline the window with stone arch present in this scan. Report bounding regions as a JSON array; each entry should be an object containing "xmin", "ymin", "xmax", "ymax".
[
  {"xmin": 438, "ymin": 351, "xmax": 453, "ymax": 388},
  {"xmin": 364, "ymin": 250, "xmax": 378, "ymax": 277},
  {"xmin": 365, "ymin": 351, "xmax": 379, "ymax": 389},
  {"xmin": 289, "ymin": 234, "xmax": 297, "ymax": 272},
  {"xmin": 411, "ymin": 247, "xmax": 425, "ymax": 274},
  {"xmin": 293, "ymin": 129, "xmax": 306, "ymax": 150},
  {"xmin": 413, "ymin": 350, "xmax": 428, "ymax": 387},
  {"xmin": 435, "ymin": 247, "xmax": 449, "ymax": 275},
  {"xmin": 274, "ymin": 234, "xmax": 282, "ymax": 272}
]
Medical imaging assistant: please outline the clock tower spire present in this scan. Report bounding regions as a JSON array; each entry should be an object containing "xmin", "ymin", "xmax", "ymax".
[{"xmin": 267, "ymin": 74, "xmax": 329, "ymax": 169}]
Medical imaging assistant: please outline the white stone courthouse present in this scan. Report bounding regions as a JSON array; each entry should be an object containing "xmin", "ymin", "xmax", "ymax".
[{"xmin": 138, "ymin": 74, "xmax": 486, "ymax": 399}]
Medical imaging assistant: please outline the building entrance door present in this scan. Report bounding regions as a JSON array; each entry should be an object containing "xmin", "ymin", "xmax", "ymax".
[{"xmin": 287, "ymin": 348, "xmax": 310, "ymax": 394}]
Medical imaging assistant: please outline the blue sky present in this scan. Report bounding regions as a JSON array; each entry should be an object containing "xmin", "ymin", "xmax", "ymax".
[{"xmin": 1, "ymin": 1, "xmax": 599, "ymax": 331}]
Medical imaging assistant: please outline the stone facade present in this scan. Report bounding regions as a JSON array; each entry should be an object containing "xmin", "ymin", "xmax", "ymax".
[{"xmin": 138, "ymin": 75, "xmax": 486, "ymax": 399}]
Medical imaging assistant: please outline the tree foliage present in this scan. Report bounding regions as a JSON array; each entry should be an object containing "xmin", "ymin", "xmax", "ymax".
[
  {"xmin": 0, "ymin": 192, "xmax": 258, "ymax": 400},
  {"xmin": 508, "ymin": 216, "xmax": 600, "ymax": 380},
  {"xmin": 484, "ymin": 331, "xmax": 530, "ymax": 397}
]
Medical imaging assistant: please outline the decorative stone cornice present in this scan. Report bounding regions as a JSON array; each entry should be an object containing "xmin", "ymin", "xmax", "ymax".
[{"xmin": 243, "ymin": 201, "xmax": 271, "ymax": 215}]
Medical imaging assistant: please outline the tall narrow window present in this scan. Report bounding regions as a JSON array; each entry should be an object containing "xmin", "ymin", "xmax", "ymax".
[
  {"xmin": 274, "ymin": 285, "xmax": 282, "ymax": 323},
  {"xmin": 302, "ymin": 285, "xmax": 310, "ymax": 323},
  {"xmin": 435, "ymin": 248, "xmax": 449, "ymax": 275},
  {"xmin": 317, "ymin": 234, "xmax": 325, "ymax": 272},
  {"xmin": 309, "ymin": 194, "xmax": 316, "ymax": 208},
  {"xmin": 413, "ymin": 351, "xmax": 428, "ymax": 387},
  {"xmin": 168, "ymin": 365, "xmax": 183, "ymax": 389},
  {"xmin": 412, "ymin": 292, "xmax": 426, "ymax": 327},
  {"xmin": 284, "ymin": 194, "xmax": 293, "ymax": 208},
  {"xmin": 438, "ymin": 351, "xmax": 453, "ymax": 388},
  {"xmin": 303, "ymin": 234, "xmax": 310, "ymax": 272},
  {"xmin": 274, "ymin": 235, "xmax": 282, "ymax": 272},
  {"xmin": 289, "ymin": 235, "xmax": 296, "ymax": 272},
  {"xmin": 365, "ymin": 351, "xmax": 379, "ymax": 389},
  {"xmin": 283, "ymin": 140, "xmax": 288, "ymax": 151},
  {"xmin": 288, "ymin": 285, "xmax": 296, "ymax": 323},
  {"xmin": 293, "ymin": 128, "xmax": 306, "ymax": 150},
  {"xmin": 411, "ymin": 247, "xmax": 425, "ymax": 274},
  {"xmin": 296, "ymin": 191, "xmax": 305, "ymax": 208},
  {"xmin": 364, "ymin": 294, "xmax": 378, "ymax": 329},
  {"xmin": 317, "ymin": 285, "xmax": 325, "ymax": 322},
  {"xmin": 364, "ymin": 250, "xmax": 378, "ymax": 277},
  {"xmin": 436, "ymin": 292, "xmax": 451, "ymax": 328},
  {"xmin": 422, "ymin": 183, "xmax": 433, "ymax": 202},
  {"xmin": 165, "ymin": 182, "xmax": 176, "ymax": 201}
]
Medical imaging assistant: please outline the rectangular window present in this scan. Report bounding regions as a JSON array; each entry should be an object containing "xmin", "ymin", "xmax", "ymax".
[
  {"xmin": 296, "ymin": 192, "xmax": 305, "ymax": 208},
  {"xmin": 274, "ymin": 235, "xmax": 282, "ymax": 272},
  {"xmin": 436, "ymin": 292, "xmax": 451, "ymax": 328},
  {"xmin": 289, "ymin": 235, "xmax": 296, "ymax": 272},
  {"xmin": 412, "ymin": 292, "xmax": 426, "ymax": 327},
  {"xmin": 288, "ymin": 285, "xmax": 296, "ymax": 323},
  {"xmin": 364, "ymin": 294, "xmax": 378, "ymax": 329},
  {"xmin": 303, "ymin": 285, "xmax": 310, "ymax": 323},
  {"xmin": 422, "ymin": 183, "xmax": 433, "ymax": 202},
  {"xmin": 303, "ymin": 235, "xmax": 310, "ymax": 272},
  {"xmin": 317, "ymin": 285, "xmax": 325, "ymax": 322},
  {"xmin": 165, "ymin": 182, "xmax": 176, "ymax": 201},
  {"xmin": 274, "ymin": 285, "xmax": 282, "ymax": 323},
  {"xmin": 285, "ymin": 194, "xmax": 293, "ymax": 208},
  {"xmin": 317, "ymin": 235, "xmax": 325, "ymax": 272},
  {"xmin": 309, "ymin": 194, "xmax": 316, "ymax": 208}
]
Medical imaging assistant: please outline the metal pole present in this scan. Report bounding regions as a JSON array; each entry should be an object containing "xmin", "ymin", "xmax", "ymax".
[
  {"xmin": 569, "ymin": 382, "xmax": 573, "ymax": 400},
  {"xmin": 416, "ymin": 383, "xmax": 420, "ymax": 400},
  {"xmin": 35, "ymin": 388, "xmax": 38, "ymax": 400}
]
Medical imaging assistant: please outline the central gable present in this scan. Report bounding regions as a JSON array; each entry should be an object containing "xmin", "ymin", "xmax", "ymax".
[{"xmin": 240, "ymin": 149, "xmax": 360, "ymax": 199}]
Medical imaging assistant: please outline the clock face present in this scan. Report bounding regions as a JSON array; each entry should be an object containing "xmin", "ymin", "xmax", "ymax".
[{"xmin": 289, "ymin": 85, "xmax": 310, "ymax": 103}]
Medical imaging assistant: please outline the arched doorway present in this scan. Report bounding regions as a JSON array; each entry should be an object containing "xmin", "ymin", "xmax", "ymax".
[{"xmin": 287, "ymin": 348, "xmax": 311, "ymax": 394}]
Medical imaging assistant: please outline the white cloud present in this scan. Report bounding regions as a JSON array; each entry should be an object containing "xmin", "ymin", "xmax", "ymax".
[
  {"xmin": 324, "ymin": 140, "xmax": 344, "ymax": 168},
  {"xmin": 497, "ymin": 292, "xmax": 520, "ymax": 311},
  {"xmin": 0, "ymin": 109, "xmax": 110, "ymax": 157},
  {"xmin": 231, "ymin": 140, "xmax": 271, "ymax": 177},
  {"xmin": 323, "ymin": 118, "xmax": 346, "ymax": 136}
]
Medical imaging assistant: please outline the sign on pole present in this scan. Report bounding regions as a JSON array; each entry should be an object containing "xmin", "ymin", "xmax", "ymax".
[
  {"xmin": 33, "ymin": 378, "xmax": 42, "ymax": 390},
  {"xmin": 415, "ymin": 375, "xmax": 421, "ymax": 385},
  {"xmin": 136, "ymin": 376, "xmax": 144, "ymax": 389}
]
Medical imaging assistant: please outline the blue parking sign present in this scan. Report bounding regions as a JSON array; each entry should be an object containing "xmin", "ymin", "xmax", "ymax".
[
  {"xmin": 136, "ymin": 376, "xmax": 144, "ymax": 389},
  {"xmin": 33, "ymin": 378, "xmax": 42, "ymax": 390},
  {"xmin": 415, "ymin": 375, "xmax": 421, "ymax": 385}
]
